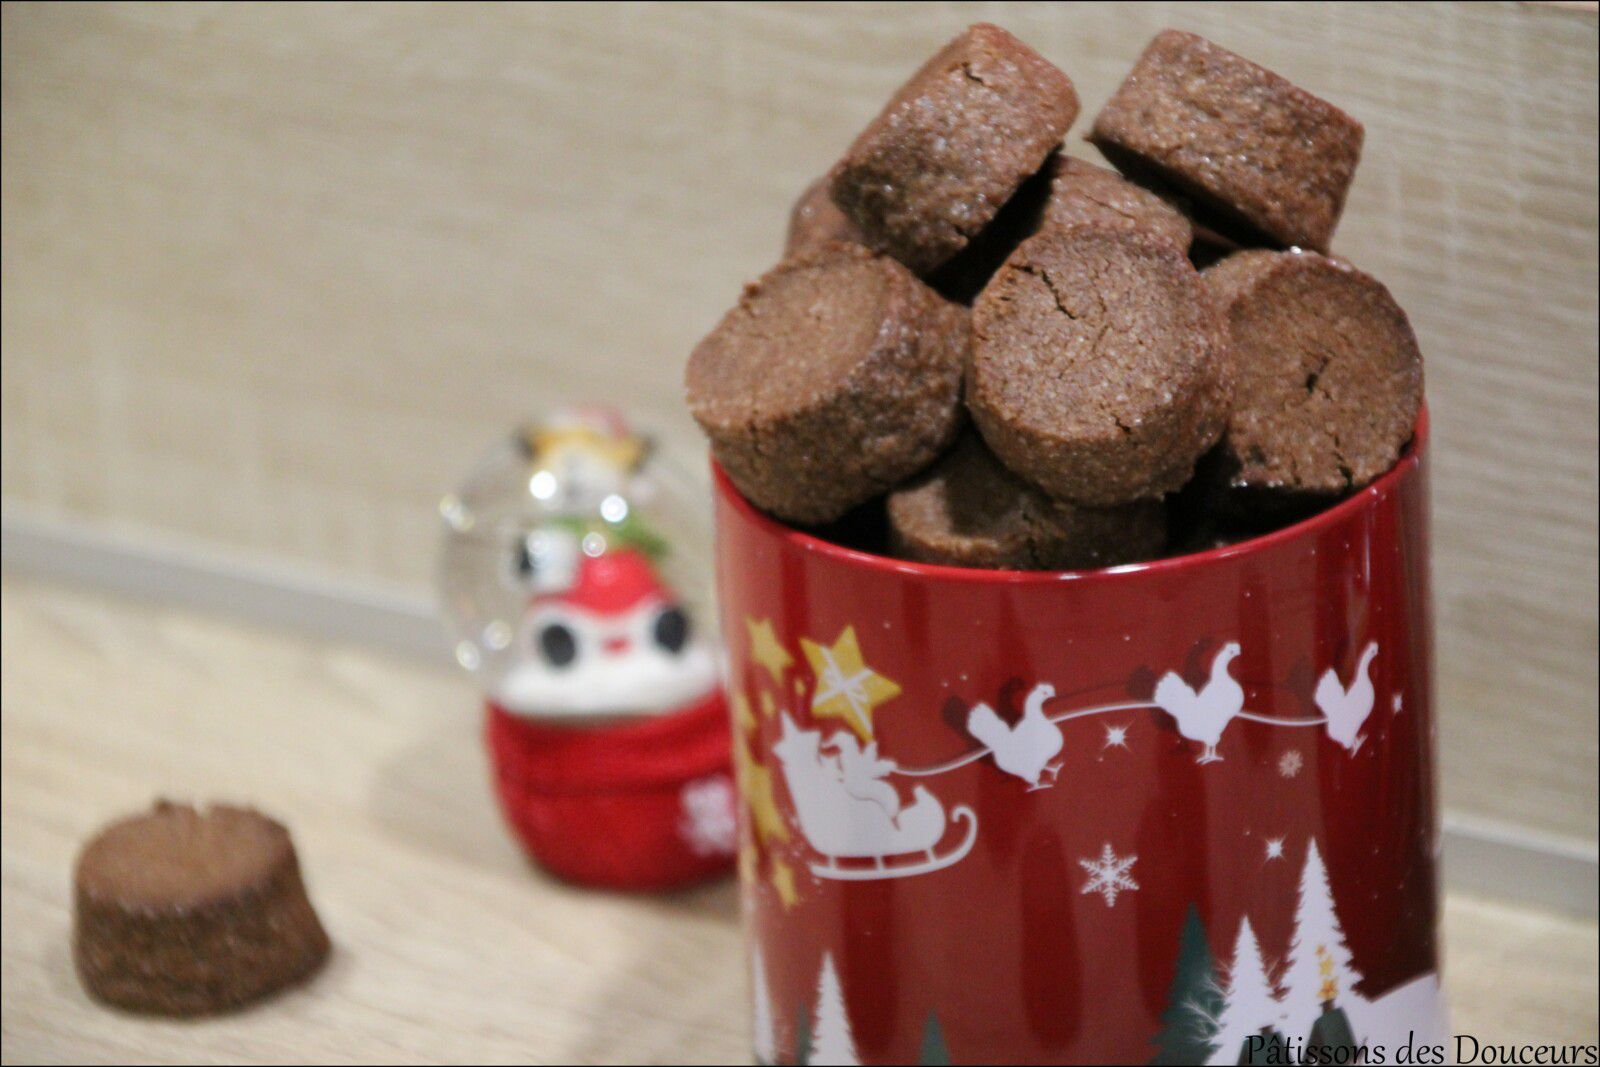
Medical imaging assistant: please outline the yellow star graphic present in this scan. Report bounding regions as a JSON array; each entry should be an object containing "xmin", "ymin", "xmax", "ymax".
[
  {"xmin": 759, "ymin": 691, "xmax": 776, "ymax": 718},
  {"xmin": 770, "ymin": 858, "xmax": 799, "ymax": 909},
  {"xmin": 734, "ymin": 736, "xmax": 789, "ymax": 846},
  {"xmin": 800, "ymin": 625, "xmax": 901, "ymax": 741},
  {"xmin": 746, "ymin": 617, "xmax": 794, "ymax": 685},
  {"xmin": 733, "ymin": 691, "xmax": 758, "ymax": 734}
]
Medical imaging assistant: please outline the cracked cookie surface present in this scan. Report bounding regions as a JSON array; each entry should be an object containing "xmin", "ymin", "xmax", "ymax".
[
  {"xmin": 888, "ymin": 430, "xmax": 1165, "ymax": 569},
  {"xmin": 1202, "ymin": 249, "xmax": 1422, "ymax": 494},
  {"xmin": 968, "ymin": 225, "xmax": 1230, "ymax": 506}
]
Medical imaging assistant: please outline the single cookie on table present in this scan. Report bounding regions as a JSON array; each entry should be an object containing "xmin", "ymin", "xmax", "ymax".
[
  {"xmin": 686, "ymin": 241, "xmax": 967, "ymax": 524},
  {"xmin": 968, "ymin": 225, "xmax": 1231, "ymax": 507},
  {"xmin": 888, "ymin": 431, "xmax": 1166, "ymax": 570},
  {"xmin": 1201, "ymin": 249, "xmax": 1423, "ymax": 494},
  {"xmin": 74, "ymin": 801, "xmax": 329, "ymax": 1016},
  {"xmin": 1162, "ymin": 516, "xmax": 1246, "ymax": 557},
  {"xmin": 1090, "ymin": 29, "xmax": 1363, "ymax": 252},
  {"xmin": 1043, "ymin": 155, "xmax": 1192, "ymax": 252},
  {"xmin": 830, "ymin": 23, "xmax": 1078, "ymax": 274},
  {"xmin": 785, "ymin": 175, "xmax": 863, "ymax": 256}
]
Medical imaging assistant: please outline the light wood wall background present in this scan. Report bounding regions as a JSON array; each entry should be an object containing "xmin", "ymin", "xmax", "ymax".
[{"xmin": 3, "ymin": 3, "xmax": 1596, "ymax": 843}]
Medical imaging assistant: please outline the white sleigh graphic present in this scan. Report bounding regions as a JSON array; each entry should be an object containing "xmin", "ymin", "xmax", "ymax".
[{"xmin": 772, "ymin": 713, "xmax": 977, "ymax": 881}]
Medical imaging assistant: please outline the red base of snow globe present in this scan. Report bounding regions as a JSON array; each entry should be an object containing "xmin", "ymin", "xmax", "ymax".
[{"xmin": 485, "ymin": 689, "xmax": 738, "ymax": 891}]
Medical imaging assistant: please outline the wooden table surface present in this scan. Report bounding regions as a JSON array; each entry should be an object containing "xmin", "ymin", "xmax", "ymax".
[{"xmin": 2, "ymin": 575, "xmax": 1595, "ymax": 1064}]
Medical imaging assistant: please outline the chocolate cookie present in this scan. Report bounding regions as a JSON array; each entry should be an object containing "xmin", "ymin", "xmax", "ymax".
[
  {"xmin": 888, "ymin": 431, "xmax": 1165, "ymax": 569},
  {"xmin": 927, "ymin": 153, "xmax": 1192, "ymax": 304},
  {"xmin": 686, "ymin": 242, "xmax": 967, "ymax": 524},
  {"xmin": 785, "ymin": 175, "xmax": 862, "ymax": 257},
  {"xmin": 1163, "ymin": 447, "xmax": 1332, "ymax": 554},
  {"xmin": 968, "ymin": 225, "xmax": 1230, "ymax": 506},
  {"xmin": 1090, "ymin": 30, "xmax": 1363, "ymax": 252},
  {"xmin": 830, "ymin": 24, "xmax": 1078, "ymax": 274},
  {"xmin": 924, "ymin": 159, "xmax": 1054, "ymax": 305},
  {"xmin": 1043, "ymin": 155, "xmax": 1192, "ymax": 252},
  {"xmin": 1202, "ymin": 249, "xmax": 1422, "ymax": 494},
  {"xmin": 74, "ymin": 801, "xmax": 330, "ymax": 1016}
]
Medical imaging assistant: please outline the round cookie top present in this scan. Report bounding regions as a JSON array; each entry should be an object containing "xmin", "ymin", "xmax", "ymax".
[
  {"xmin": 1043, "ymin": 155, "xmax": 1192, "ymax": 252},
  {"xmin": 1203, "ymin": 249, "xmax": 1422, "ymax": 493},
  {"xmin": 76, "ymin": 801, "xmax": 295, "ymax": 911},
  {"xmin": 970, "ymin": 225, "xmax": 1228, "ymax": 504},
  {"xmin": 830, "ymin": 23, "xmax": 1078, "ymax": 274},
  {"xmin": 687, "ymin": 242, "xmax": 929, "ymax": 430},
  {"xmin": 1090, "ymin": 29, "xmax": 1362, "ymax": 252}
]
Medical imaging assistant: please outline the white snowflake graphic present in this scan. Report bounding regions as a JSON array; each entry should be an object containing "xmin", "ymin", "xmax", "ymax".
[
  {"xmin": 1278, "ymin": 750, "xmax": 1304, "ymax": 778},
  {"xmin": 678, "ymin": 774, "xmax": 738, "ymax": 856},
  {"xmin": 1264, "ymin": 836, "xmax": 1286, "ymax": 862},
  {"xmin": 1103, "ymin": 723, "xmax": 1130, "ymax": 750},
  {"xmin": 1392, "ymin": 694, "xmax": 1404, "ymax": 714},
  {"xmin": 1079, "ymin": 843, "xmax": 1139, "ymax": 907}
]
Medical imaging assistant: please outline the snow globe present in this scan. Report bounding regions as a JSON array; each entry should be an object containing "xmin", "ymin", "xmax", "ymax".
[{"xmin": 439, "ymin": 407, "xmax": 736, "ymax": 890}]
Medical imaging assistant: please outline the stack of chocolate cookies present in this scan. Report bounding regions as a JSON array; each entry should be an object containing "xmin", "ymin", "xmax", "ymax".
[{"xmin": 687, "ymin": 25, "xmax": 1424, "ymax": 570}]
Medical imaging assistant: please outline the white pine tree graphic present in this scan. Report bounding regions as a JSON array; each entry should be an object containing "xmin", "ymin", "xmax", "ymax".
[
  {"xmin": 1207, "ymin": 917, "xmax": 1281, "ymax": 1064},
  {"xmin": 1280, "ymin": 840, "xmax": 1360, "ymax": 1042},
  {"xmin": 751, "ymin": 947, "xmax": 777, "ymax": 1066},
  {"xmin": 810, "ymin": 952, "xmax": 860, "ymax": 1066}
]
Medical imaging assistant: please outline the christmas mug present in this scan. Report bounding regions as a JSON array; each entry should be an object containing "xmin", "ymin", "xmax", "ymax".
[{"xmin": 713, "ymin": 412, "xmax": 1445, "ymax": 1064}]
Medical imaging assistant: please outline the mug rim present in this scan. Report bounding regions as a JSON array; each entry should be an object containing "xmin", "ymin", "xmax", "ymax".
[{"xmin": 712, "ymin": 408, "xmax": 1429, "ymax": 585}]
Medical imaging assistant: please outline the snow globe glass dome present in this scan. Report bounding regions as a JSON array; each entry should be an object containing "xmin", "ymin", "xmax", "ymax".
[{"xmin": 438, "ymin": 407, "xmax": 719, "ymax": 723}]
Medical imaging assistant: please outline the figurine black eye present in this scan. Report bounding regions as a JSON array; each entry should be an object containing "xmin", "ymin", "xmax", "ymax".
[
  {"xmin": 538, "ymin": 623, "xmax": 578, "ymax": 667},
  {"xmin": 513, "ymin": 539, "xmax": 535, "ymax": 580},
  {"xmin": 653, "ymin": 606, "xmax": 689, "ymax": 654}
]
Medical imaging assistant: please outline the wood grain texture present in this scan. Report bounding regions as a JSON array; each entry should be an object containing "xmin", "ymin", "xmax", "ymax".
[
  {"xmin": 0, "ymin": 576, "xmax": 746, "ymax": 1065},
  {"xmin": 1, "ymin": 3, "xmax": 1596, "ymax": 842},
  {"xmin": 2, "ymin": 577, "xmax": 1596, "ymax": 1063}
]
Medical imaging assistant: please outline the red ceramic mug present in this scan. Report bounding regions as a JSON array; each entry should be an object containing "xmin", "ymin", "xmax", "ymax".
[{"xmin": 713, "ymin": 412, "xmax": 1445, "ymax": 1065}]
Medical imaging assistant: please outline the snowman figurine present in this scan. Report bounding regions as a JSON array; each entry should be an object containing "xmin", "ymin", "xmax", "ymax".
[{"xmin": 439, "ymin": 408, "xmax": 736, "ymax": 889}]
